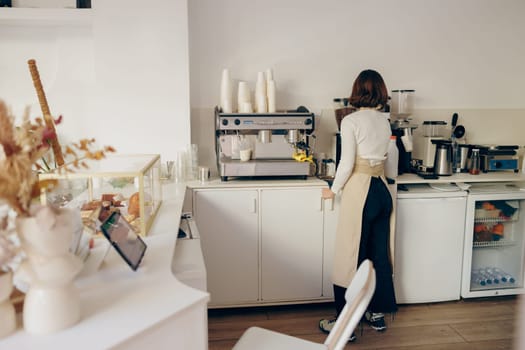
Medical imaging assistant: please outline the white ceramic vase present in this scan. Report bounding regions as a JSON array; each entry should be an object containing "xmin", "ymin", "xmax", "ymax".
[
  {"xmin": 0, "ymin": 271, "xmax": 16, "ymax": 339},
  {"xmin": 16, "ymin": 205, "xmax": 83, "ymax": 335}
]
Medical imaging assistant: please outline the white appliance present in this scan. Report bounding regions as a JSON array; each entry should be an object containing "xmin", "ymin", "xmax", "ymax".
[
  {"xmin": 461, "ymin": 183, "xmax": 525, "ymax": 298},
  {"xmin": 395, "ymin": 184, "xmax": 467, "ymax": 303},
  {"xmin": 412, "ymin": 136, "xmax": 444, "ymax": 169}
]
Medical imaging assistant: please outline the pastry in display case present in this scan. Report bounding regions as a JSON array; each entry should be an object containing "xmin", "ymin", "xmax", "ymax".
[{"xmin": 39, "ymin": 154, "xmax": 162, "ymax": 236}]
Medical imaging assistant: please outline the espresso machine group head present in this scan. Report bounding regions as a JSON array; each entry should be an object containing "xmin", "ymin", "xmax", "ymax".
[{"xmin": 215, "ymin": 106, "xmax": 315, "ymax": 181}]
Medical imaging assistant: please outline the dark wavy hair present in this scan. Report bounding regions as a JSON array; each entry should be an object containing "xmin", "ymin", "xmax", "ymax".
[{"xmin": 348, "ymin": 69, "xmax": 388, "ymax": 109}]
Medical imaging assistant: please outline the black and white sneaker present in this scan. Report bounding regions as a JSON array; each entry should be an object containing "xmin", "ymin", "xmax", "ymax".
[
  {"xmin": 365, "ymin": 312, "xmax": 386, "ymax": 331},
  {"xmin": 319, "ymin": 319, "xmax": 357, "ymax": 342},
  {"xmin": 348, "ymin": 332, "xmax": 357, "ymax": 342},
  {"xmin": 319, "ymin": 318, "xmax": 336, "ymax": 334}
]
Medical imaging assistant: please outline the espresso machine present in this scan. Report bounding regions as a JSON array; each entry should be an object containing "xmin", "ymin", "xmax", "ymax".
[
  {"xmin": 389, "ymin": 90, "xmax": 417, "ymax": 174},
  {"xmin": 215, "ymin": 107, "xmax": 315, "ymax": 181}
]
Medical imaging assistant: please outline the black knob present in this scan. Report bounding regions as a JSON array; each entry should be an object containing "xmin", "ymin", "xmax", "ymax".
[
  {"xmin": 305, "ymin": 118, "xmax": 313, "ymax": 125},
  {"xmin": 234, "ymin": 119, "xmax": 241, "ymax": 126},
  {"xmin": 221, "ymin": 119, "xmax": 229, "ymax": 126}
]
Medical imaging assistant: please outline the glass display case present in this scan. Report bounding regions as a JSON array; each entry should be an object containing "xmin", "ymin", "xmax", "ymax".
[{"xmin": 39, "ymin": 154, "xmax": 162, "ymax": 236}]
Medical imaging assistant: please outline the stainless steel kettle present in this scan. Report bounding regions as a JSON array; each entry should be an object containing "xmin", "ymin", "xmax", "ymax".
[{"xmin": 432, "ymin": 140, "xmax": 453, "ymax": 176}]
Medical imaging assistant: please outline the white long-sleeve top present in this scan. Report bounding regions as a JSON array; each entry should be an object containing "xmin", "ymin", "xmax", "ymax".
[{"xmin": 330, "ymin": 109, "xmax": 392, "ymax": 194}]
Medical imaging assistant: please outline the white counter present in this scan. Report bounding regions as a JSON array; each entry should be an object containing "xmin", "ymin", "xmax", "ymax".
[
  {"xmin": 1, "ymin": 183, "xmax": 209, "ymax": 350},
  {"xmin": 186, "ymin": 176, "xmax": 328, "ymax": 189}
]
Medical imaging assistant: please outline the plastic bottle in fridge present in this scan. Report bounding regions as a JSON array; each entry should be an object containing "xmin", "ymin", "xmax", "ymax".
[{"xmin": 471, "ymin": 270, "xmax": 487, "ymax": 286}]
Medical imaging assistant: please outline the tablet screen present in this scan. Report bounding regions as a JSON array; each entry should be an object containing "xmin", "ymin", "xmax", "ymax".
[{"xmin": 100, "ymin": 211, "xmax": 147, "ymax": 271}]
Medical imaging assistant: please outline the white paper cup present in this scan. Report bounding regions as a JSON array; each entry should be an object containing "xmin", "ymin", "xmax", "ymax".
[
  {"xmin": 221, "ymin": 99, "xmax": 233, "ymax": 113},
  {"xmin": 239, "ymin": 101, "xmax": 253, "ymax": 113},
  {"xmin": 220, "ymin": 69, "xmax": 233, "ymax": 112},
  {"xmin": 255, "ymin": 93, "xmax": 267, "ymax": 113},
  {"xmin": 265, "ymin": 68, "xmax": 274, "ymax": 84},
  {"xmin": 255, "ymin": 77, "xmax": 267, "ymax": 113},
  {"xmin": 237, "ymin": 81, "xmax": 250, "ymax": 103},
  {"xmin": 257, "ymin": 71, "xmax": 265, "ymax": 84},
  {"xmin": 240, "ymin": 149, "xmax": 252, "ymax": 162},
  {"xmin": 267, "ymin": 80, "xmax": 276, "ymax": 113}
]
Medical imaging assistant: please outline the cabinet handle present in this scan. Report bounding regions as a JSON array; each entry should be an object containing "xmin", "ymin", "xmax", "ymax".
[
  {"xmin": 324, "ymin": 198, "xmax": 334, "ymax": 211},
  {"xmin": 251, "ymin": 198, "xmax": 257, "ymax": 213}
]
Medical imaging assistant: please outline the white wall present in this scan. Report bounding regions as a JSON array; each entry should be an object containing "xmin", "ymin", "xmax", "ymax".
[
  {"xmin": 188, "ymin": 0, "xmax": 525, "ymax": 170},
  {"xmin": 0, "ymin": 24, "xmax": 95, "ymax": 143},
  {"xmin": 0, "ymin": 0, "xmax": 191, "ymax": 163},
  {"xmin": 91, "ymin": 0, "xmax": 191, "ymax": 162}
]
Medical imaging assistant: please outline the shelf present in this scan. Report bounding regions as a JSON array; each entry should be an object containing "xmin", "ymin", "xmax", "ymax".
[
  {"xmin": 0, "ymin": 7, "xmax": 92, "ymax": 26},
  {"xmin": 474, "ymin": 217, "xmax": 517, "ymax": 224},
  {"xmin": 473, "ymin": 239, "xmax": 516, "ymax": 248},
  {"xmin": 470, "ymin": 283, "xmax": 519, "ymax": 292}
]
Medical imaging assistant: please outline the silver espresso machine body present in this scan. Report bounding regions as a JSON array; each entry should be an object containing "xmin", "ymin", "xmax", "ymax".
[{"xmin": 215, "ymin": 107, "xmax": 315, "ymax": 181}]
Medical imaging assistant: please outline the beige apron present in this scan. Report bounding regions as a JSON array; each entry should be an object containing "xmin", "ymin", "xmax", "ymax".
[{"xmin": 332, "ymin": 157, "xmax": 396, "ymax": 288}]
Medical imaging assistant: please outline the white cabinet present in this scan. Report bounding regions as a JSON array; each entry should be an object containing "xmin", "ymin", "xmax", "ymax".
[
  {"xmin": 193, "ymin": 185, "xmax": 328, "ymax": 307},
  {"xmin": 260, "ymin": 188, "xmax": 324, "ymax": 301},
  {"xmin": 193, "ymin": 189, "xmax": 258, "ymax": 305}
]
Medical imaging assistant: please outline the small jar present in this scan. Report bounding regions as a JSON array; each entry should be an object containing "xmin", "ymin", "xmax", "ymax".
[{"xmin": 469, "ymin": 148, "xmax": 481, "ymax": 175}]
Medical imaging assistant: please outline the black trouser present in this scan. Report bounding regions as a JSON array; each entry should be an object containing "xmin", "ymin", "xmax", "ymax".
[{"xmin": 334, "ymin": 176, "xmax": 397, "ymax": 316}]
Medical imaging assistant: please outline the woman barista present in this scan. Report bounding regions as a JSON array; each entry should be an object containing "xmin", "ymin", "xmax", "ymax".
[{"xmin": 319, "ymin": 69, "xmax": 397, "ymax": 339}]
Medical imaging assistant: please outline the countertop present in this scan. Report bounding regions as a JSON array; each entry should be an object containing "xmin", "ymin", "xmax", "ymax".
[
  {"xmin": 186, "ymin": 176, "xmax": 328, "ymax": 189},
  {"xmin": 1, "ymin": 182, "xmax": 209, "ymax": 349},
  {"xmin": 186, "ymin": 173, "xmax": 525, "ymax": 189}
]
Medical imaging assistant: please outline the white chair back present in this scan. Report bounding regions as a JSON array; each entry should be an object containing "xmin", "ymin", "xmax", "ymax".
[{"xmin": 323, "ymin": 259, "xmax": 376, "ymax": 350}]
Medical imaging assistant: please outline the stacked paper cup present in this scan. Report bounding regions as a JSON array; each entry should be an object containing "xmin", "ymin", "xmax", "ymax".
[
  {"xmin": 255, "ymin": 71, "xmax": 267, "ymax": 113},
  {"xmin": 266, "ymin": 68, "xmax": 276, "ymax": 113},
  {"xmin": 237, "ymin": 81, "xmax": 252, "ymax": 113},
  {"xmin": 220, "ymin": 68, "xmax": 276, "ymax": 113},
  {"xmin": 220, "ymin": 68, "xmax": 233, "ymax": 113}
]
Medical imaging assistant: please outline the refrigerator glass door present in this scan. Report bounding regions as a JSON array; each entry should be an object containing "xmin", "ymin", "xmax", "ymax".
[{"xmin": 462, "ymin": 190, "xmax": 525, "ymax": 298}]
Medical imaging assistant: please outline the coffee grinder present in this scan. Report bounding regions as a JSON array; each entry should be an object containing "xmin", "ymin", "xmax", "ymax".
[{"xmin": 389, "ymin": 89, "xmax": 417, "ymax": 174}]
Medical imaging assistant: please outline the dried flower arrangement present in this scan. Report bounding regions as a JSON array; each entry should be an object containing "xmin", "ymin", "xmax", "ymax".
[
  {"xmin": 0, "ymin": 100, "xmax": 115, "ymax": 216},
  {"xmin": 0, "ymin": 59, "xmax": 115, "ymax": 272},
  {"xmin": 0, "ymin": 100, "xmax": 115, "ymax": 271},
  {"xmin": 0, "ymin": 101, "xmax": 50, "ymax": 217}
]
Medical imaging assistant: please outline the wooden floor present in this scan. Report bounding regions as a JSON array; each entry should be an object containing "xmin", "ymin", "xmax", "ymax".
[{"xmin": 208, "ymin": 297, "xmax": 518, "ymax": 349}]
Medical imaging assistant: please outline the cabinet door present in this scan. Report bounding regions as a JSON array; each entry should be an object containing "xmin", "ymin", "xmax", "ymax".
[
  {"xmin": 322, "ymin": 196, "xmax": 340, "ymax": 298},
  {"xmin": 462, "ymin": 193, "xmax": 525, "ymax": 298},
  {"xmin": 395, "ymin": 196, "xmax": 466, "ymax": 303},
  {"xmin": 260, "ymin": 188, "xmax": 324, "ymax": 301},
  {"xmin": 194, "ymin": 189, "xmax": 259, "ymax": 305}
]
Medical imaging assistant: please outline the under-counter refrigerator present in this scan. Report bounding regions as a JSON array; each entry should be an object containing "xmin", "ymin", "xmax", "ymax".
[
  {"xmin": 395, "ymin": 184, "xmax": 467, "ymax": 303},
  {"xmin": 462, "ymin": 183, "xmax": 525, "ymax": 298}
]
